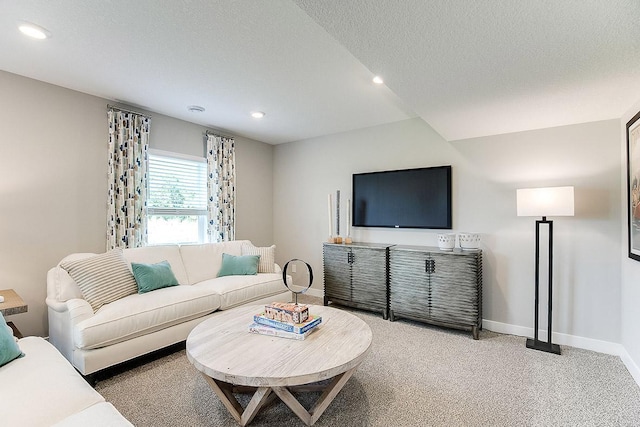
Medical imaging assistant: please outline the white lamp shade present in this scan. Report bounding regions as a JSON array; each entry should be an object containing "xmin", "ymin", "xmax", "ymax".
[{"xmin": 516, "ymin": 186, "xmax": 575, "ymax": 217}]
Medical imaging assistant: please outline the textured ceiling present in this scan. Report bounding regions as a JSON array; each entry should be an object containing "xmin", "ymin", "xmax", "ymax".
[
  {"xmin": 0, "ymin": 0, "xmax": 414, "ymax": 144},
  {"xmin": 1, "ymin": 0, "xmax": 640, "ymax": 144},
  {"xmin": 295, "ymin": 0, "xmax": 640, "ymax": 141}
]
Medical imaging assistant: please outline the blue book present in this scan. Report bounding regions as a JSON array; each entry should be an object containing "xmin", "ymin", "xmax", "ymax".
[{"xmin": 253, "ymin": 313, "xmax": 322, "ymax": 334}]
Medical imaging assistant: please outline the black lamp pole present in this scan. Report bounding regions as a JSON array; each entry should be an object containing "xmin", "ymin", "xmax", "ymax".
[{"xmin": 526, "ymin": 216, "xmax": 561, "ymax": 354}]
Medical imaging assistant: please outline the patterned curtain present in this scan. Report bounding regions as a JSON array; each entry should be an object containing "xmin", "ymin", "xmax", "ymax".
[
  {"xmin": 106, "ymin": 109, "xmax": 150, "ymax": 249},
  {"xmin": 206, "ymin": 133, "xmax": 236, "ymax": 242}
]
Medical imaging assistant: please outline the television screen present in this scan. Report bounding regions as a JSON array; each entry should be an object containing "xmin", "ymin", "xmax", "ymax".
[{"xmin": 352, "ymin": 166, "xmax": 452, "ymax": 229}]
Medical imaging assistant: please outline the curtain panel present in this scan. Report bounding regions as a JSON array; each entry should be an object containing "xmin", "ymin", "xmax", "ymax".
[
  {"xmin": 107, "ymin": 109, "xmax": 150, "ymax": 250},
  {"xmin": 206, "ymin": 134, "xmax": 236, "ymax": 242}
]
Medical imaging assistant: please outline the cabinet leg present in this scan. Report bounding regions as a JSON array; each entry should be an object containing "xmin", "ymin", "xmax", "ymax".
[
  {"xmin": 472, "ymin": 326, "xmax": 479, "ymax": 340},
  {"xmin": 323, "ymin": 296, "xmax": 329, "ymax": 306},
  {"xmin": 389, "ymin": 310, "xmax": 395, "ymax": 322},
  {"xmin": 382, "ymin": 309, "xmax": 388, "ymax": 320}
]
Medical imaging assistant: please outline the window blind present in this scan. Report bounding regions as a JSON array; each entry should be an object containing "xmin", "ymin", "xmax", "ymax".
[{"xmin": 148, "ymin": 152, "xmax": 207, "ymax": 215}]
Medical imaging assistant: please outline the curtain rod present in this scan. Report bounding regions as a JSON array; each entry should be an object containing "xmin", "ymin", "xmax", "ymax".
[
  {"xmin": 107, "ymin": 104, "xmax": 151, "ymax": 118},
  {"xmin": 205, "ymin": 130, "xmax": 235, "ymax": 140}
]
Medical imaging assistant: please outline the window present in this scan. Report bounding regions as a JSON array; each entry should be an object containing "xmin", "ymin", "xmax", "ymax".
[{"xmin": 147, "ymin": 150, "xmax": 208, "ymax": 245}]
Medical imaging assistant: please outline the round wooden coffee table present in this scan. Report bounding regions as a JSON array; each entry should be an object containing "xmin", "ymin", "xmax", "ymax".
[{"xmin": 186, "ymin": 304, "xmax": 372, "ymax": 426}]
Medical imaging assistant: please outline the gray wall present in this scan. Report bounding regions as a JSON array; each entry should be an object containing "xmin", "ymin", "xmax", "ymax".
[
  {"xmin": 146, "ymin": 107, "xmax": 274, "ymax": 246},
  {"xmin": 2, "ymin": 68, "xmax": 637, "ymax": 376},
  {"xmin": 0, "ymin": 70, "xmax": 273, "ymax": 336},
  {"xmin": 621, "ymin": 100, "xmax": 640, "ymax": 383},
  {"xmin": 273, "ymin": 117, "xmax": 622, "ymax": 348}
]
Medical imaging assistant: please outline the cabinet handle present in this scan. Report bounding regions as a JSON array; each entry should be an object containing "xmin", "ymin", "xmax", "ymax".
[{"xmin": 425, "ymin": 259, "xmax": 435, "ymax": 274}]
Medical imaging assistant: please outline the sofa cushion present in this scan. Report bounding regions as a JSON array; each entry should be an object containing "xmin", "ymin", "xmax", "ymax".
[
  {"xmin": 179, "ymin": 240, "xmax": 250, "ymax": 284},
  {"xmin": 60, "ymin": 249, "xmax": 137, "ymax": 312},
  {"xmin": 241, "ymin": 244, "xmax": 276, "ymax": 273},
  {"xmin": 0, "ymin": 337, "xmax": 106, "ymax": 426},
  {"xmin": 51, "ymin": 402, "xmax": 133, "ymax": 426},
  {"xmin": 123, "ymin": 245, "xmax": 189, "ymax": 285},
  {"xmin": 132, "ymin": 260, "xmax": 179, "ymax": 294},
  {"xmin": 73, "ymin": 285, "xmax": 221, "ymax": 349},
  {"xmin": 195, "ymin": 273, "xmax": 286, "ymax": 310},
  {"xmin": 217, "ymin": 253, "xmax": 260, "ymax": 277},
  {"xmin": 0, "ymin": 313, "xmax": 23, "ymax": 367}
]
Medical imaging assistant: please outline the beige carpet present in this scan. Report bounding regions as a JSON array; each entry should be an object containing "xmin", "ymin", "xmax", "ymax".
[{"xmin": 96, "ymin": 304, "xmax": 640, "ymax": 426}]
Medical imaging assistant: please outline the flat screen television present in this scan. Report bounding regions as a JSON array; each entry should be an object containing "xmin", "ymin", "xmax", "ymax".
[{"xmin": 352, "ymin": 165, "xmax": 452, "ymax": 229}]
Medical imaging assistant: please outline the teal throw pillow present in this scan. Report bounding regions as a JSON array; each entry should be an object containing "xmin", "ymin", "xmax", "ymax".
[
  {"xmin": 131, "ymin": 260, "xmax": 179, "ymax": 294},
  {"xmin": 0, "ymin": 313, "xmax": 23, "ymax": 367},
  {"xmin": 217, "ymin": 253, "xmax": 260, "ymax": 277}
]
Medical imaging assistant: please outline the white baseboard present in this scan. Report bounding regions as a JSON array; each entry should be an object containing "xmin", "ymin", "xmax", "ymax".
[
  {"xmin": 482, "ymin": 319, "xmax": 624, "ymax": 356},
  {"xmin": 483, "ymin": 320, "xmax": 640, "ymax": 388},
  {"xmin": 620, "ymin": 348, "xmax": 640, "ymax": 386}
]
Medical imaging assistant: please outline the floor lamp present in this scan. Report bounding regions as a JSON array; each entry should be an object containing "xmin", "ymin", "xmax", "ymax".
[{"xmin": 516, "ymin": 186, "xmax": 574, "ymax": 355}]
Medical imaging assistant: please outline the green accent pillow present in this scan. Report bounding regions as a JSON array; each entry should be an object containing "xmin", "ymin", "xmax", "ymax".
[
  {"xmin": 0, "ymin": 313, "xmax": 23, "ymax": 367},
  {"xmin": 131, "ymin": 260, "xmax": 179, "ymax": 294},
  {"xmin": 217, "ymin": 253, "xmax": 260, "ymax": 277}
]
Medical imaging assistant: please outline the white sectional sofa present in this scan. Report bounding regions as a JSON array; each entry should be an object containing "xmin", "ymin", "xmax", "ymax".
[
  {"xmin": 46, "ymin": 240, "xmax": 290, "ymax": 377},
  {"xmin": 0, "ymin": 336, "xmax": 132, "ymax": 426}
]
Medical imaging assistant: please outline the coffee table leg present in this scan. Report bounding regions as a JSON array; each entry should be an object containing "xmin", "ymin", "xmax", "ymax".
[
  {"xmin": 273, "ymin": 365, "xmax": 359, "ymax": 426},
  {"xmin": 201, "ymin": 374, "xmax": 272, "ymax": 426}
]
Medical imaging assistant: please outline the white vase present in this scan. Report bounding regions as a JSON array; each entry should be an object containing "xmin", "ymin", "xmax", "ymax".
[
  {"xmin": 437, "ymin": 233, "xmax": 456, "ymax": 251},
  {"xmin": 458, "ymin": 232, "xmax": 481, "ymax": 250}
]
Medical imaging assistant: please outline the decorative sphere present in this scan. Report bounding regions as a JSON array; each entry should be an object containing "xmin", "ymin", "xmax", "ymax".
[{"xmin": 282, "ymin": 259, "xmax": 313, "ymax": 297}]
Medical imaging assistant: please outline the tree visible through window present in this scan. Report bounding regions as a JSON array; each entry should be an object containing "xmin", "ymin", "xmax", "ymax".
[{"xmin": 147, "ymin": 150, "xmax": 207, "ymax": 245}]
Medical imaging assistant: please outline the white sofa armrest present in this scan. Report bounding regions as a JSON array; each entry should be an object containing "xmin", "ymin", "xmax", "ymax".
[
  {"xmin": 46, "ymin": 297, "xmax": 71, "ymax": 313},
  {"xmin": 46, "ymin": 297, "xmax": 93, "ymax": 321},
  {"xmin": 47, "ymin": 298, "xmax": 94, "ymax": 364},
  {"xmin": 66, "ymin": 298, "xmax": 94, "ymax": 323},
  {"xmin": 47, "ymin": 265, "xmax": 84, "ymax": 302}
]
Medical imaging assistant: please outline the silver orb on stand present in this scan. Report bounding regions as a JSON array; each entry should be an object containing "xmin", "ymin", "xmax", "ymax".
[{"xmin": 282, "ymin": 259, "xmax": 313, "ymax": 305}]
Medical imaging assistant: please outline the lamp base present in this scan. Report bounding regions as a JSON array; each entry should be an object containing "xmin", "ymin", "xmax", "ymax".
[{"xmin": 526, "ymin": 338, "xmax": 561, "ymax": 355}]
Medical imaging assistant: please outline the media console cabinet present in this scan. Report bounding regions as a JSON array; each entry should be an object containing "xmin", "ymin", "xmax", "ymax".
[
  {"xmin": 323, "ymin": 242, "xmax": 482, "ymax": 339},
  {"xmin": 323, "ymin": 242, "xmax": 391, "ymax": 320},
  {"xmin": 389, "ymin": 245, "xmax": 482, "ymax": 339}
]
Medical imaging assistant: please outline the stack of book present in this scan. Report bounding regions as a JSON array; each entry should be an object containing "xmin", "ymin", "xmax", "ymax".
[{"xmin": 248, "ymin": 302, "xmax": 322, "ymax": 340}]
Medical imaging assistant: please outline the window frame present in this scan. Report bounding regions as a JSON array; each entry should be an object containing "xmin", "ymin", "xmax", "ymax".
[{"xmin": 147, "ymin": 149, "xmax": 208, "ymax": 245}]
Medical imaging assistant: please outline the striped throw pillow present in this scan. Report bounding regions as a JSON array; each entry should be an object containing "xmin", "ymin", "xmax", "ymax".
[
  {"xmin": 241, "ymin": 244, "xmax": 276, "ymax": 273},
  {"xmin": 61, "ymin": 249, "xmax": 137, "ymax": 312}
]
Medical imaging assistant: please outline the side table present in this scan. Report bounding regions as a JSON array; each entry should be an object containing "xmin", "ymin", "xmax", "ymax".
[{"xmin": 0, "ymin": 289, "xmax": 28, "ymax": 338}]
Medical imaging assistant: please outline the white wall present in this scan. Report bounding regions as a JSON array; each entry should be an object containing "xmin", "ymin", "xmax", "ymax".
[
  {"xmin": 1, "ymin": 65, "xmax": 629, "ymax": 357},
  {"xmin": 274, "ymin": 117, "xmax": 622, "ymax": 347},
  {"xmin": 234, "ymin": 136, "xmax": 274, "ymax": 246},
  {"xmin": 621, "ymin": 100, "xmax": 640, "ymax": 383},
  {"xmin": 1, "ymin": 71, "xmax": 107, "ymax": 337},
  {"xmin": 148, "ymin": 110, "xmax": 274, "ymax": 246},
  {"xmin": 0, "ymin": 71, "xmax": 273, "ymax": 336}
]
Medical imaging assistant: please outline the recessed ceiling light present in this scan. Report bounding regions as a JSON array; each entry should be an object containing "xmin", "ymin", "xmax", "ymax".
[
  {"xmin": 372, "ymin": 75, "xmax": 384, "ymax": 85},
  {"xmin": 18, "ymin": 22, "xmax": 51, "ymax": 40},
  {"xmin": 187, "ymin": 105, "xmax": 205, "ymax": 113},
  {"xmin": 251, "ymin": 111, "xmax": 265, "ymax": 119}
]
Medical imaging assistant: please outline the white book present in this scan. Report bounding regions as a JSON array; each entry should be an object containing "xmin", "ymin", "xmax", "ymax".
[{"xmin": 247, "ymin": 322, "xmax": 317, "ymax": 340}]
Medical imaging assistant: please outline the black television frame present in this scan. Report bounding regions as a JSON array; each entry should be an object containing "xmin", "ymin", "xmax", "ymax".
[{"xmin": 352, "ymin": 165, "xmax": 452, "ymax": 230}]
